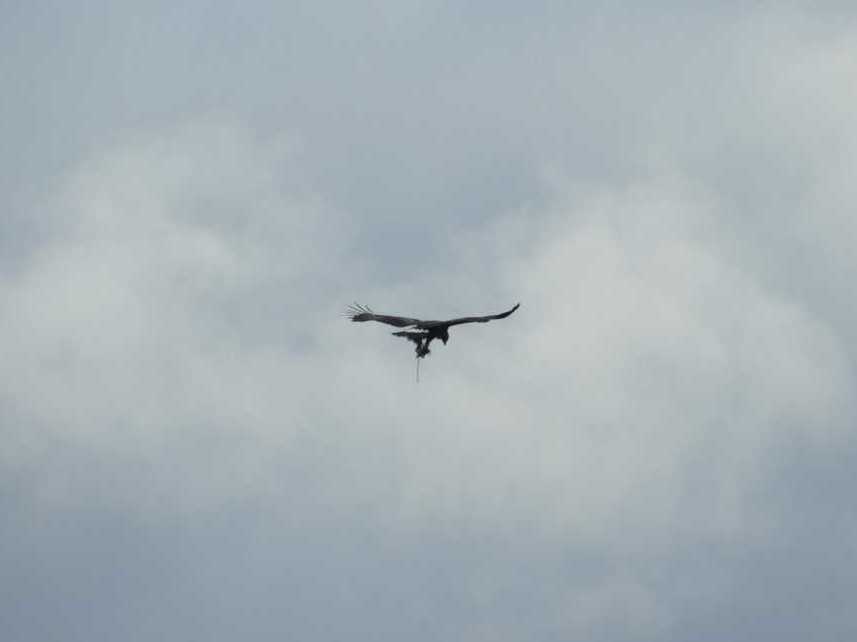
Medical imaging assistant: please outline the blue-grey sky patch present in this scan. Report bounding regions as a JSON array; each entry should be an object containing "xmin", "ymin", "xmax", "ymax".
[{"xmin": 2, "ymin": 3, "xmax": 857, "ymax": 641}]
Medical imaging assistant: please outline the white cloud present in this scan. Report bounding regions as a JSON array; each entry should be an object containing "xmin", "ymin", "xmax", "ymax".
[
  {"xmin": 4, "ymin": 119, "xmax": 853, "ymax": 544},
  {"xmin": 3, "ymin": 5, "xmax": 857, "ymax": 641},
  {"xmin": 1, "ymin": 120, "xmax": 348, "ymax": 509}
]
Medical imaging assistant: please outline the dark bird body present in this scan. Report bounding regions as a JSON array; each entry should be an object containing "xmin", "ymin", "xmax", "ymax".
[{"xmin": 346, "ymin": 302, "xmax": 520, "ymax": 358}]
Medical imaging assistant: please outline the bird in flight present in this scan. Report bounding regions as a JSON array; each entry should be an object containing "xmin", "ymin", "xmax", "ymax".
[{"xmin": 346, "ymin": 302, "xmax": 520, "ymax": 360}]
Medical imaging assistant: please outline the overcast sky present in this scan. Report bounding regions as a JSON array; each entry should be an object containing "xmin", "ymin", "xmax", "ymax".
[{"xmin": 3, "ymin": 3, "xmax": 857, "ymax": 641}]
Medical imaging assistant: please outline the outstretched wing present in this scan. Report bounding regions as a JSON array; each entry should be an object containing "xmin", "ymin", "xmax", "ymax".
[
  {"xmin": 346, "ymin": 303, "xmax": 423, "ymax": 328},
  {"xmin": 438, "ymin": 303, "xmax": 520, "ymax": 328}
]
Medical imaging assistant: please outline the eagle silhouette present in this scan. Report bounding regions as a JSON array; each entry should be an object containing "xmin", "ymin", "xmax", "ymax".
[{"xmin": 346, "ymin": 302, "xmax": 520, "ymax": 359}]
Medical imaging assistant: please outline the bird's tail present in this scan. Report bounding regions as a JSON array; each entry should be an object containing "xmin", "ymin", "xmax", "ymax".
[{"xmin": 393, "ymin": 330, "xmax": 431, "ymax": 358}]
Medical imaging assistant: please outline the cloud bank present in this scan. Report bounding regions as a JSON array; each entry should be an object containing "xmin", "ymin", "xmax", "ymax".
[{"xmin": 2, "ymin": 3, "xmax": 857, "ymax": 641}]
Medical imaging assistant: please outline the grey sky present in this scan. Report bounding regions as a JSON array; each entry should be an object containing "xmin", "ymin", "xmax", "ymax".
[{"xmin": 3, "ymin": 3, "xmax": 857, "ymax": 641}]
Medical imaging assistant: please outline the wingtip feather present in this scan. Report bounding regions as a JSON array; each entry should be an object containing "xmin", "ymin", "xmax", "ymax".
[{"xmin": 345, "ymin": 302, "xmax": 374, "ymax": 321}]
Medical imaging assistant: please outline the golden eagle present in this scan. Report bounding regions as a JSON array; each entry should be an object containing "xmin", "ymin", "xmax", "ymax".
[{"xmin": 346, "ymin": 302, "xmax": 520, "ymax": 359}]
